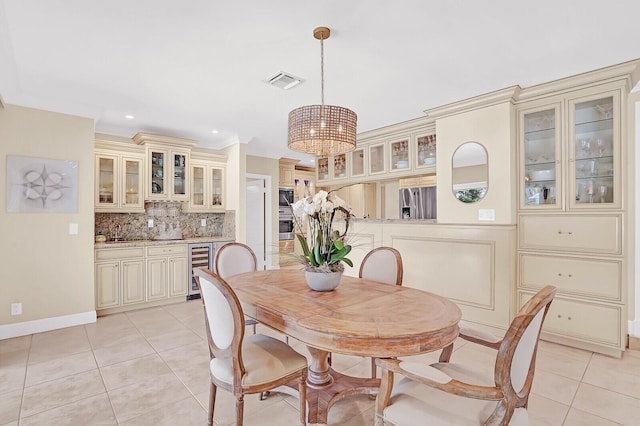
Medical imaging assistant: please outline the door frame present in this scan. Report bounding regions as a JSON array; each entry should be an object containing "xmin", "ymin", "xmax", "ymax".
[{"xmin": 246, "ymin": 173, "xmax": 273, "ymax": 269}]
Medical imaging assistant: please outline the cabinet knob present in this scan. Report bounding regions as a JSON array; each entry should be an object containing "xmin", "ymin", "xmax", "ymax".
[{"xmin": 557, "ymin": 230, "xmax": 573, "ymax": 235}]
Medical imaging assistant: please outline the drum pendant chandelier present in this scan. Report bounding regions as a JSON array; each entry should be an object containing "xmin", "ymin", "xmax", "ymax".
[{"xmin": 287, "ymin": 27, "xmax": 357, "ymax": 156}]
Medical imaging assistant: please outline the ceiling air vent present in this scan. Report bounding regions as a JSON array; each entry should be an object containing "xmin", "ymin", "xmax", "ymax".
[{"xmin": 265, "ymin": 71, "xmax": 303, "ymax": 90}]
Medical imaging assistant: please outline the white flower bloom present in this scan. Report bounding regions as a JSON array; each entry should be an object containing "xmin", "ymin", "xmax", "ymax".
[
  {"xmin": 330, "ymin": 194, "xmax": 347, "ymax": 209},
  {"xmin": 303, "ymin": 201, "xmax": 316, "ymax": 216}
]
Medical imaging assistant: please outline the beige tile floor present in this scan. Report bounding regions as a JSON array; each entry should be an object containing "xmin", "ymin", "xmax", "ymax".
[{"xmin": 1, "ymin": 300, "xmax": 640, "ymax": 426}]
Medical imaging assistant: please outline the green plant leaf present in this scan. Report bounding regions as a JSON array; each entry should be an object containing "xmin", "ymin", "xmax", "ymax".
[{"xmin": 342, "ymin": 257, "xmax": 353, "ymax": 267}]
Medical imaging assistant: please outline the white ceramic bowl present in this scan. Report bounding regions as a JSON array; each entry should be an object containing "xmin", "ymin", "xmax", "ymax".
[
  {"xmin": 530, "ymin": 169, "xmax": 554, "ymax": 181},
  {"xmin": 396, "ymin": 160, "xmax": 409, "ymax": 168}
]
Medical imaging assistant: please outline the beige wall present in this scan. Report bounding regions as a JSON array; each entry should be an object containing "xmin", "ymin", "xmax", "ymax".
[
  {"xmin": 436, "ymin": 102, "xmax": 517, "ymax": 225},
  {"xmin": 0, "ymin": 104, "xmax": 95, "ymax": 335}
]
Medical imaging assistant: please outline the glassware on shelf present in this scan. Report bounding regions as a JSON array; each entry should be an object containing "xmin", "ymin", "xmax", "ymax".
[{"xmin": 599, "ymin": 185, "xmax": 608, "ymax": 203}]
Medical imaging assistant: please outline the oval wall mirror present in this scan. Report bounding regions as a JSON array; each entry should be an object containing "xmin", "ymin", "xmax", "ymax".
[{"xmin": 451, "ymin": 142, "xmax": 488, "ymax": 203}]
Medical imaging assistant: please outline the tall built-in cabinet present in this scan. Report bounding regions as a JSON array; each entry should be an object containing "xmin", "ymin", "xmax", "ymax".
[{"xmin": 516, "ymin": 75, "xmax": 632, "ymax": 357}]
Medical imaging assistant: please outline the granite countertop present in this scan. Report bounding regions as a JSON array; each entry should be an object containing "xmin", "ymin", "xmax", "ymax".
[{"xmin": 95, "ymin": 236, "xmax": 234, "ymax": 248}]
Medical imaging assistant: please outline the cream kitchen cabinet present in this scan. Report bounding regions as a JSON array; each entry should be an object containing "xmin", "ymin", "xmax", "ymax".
[
  {"xmin": 279, "ymin": 158, "xmax": 298, "ymax": 187},
  {"xmin": 515, "ymin": 76, "xmax": 630, "ymax": 357},
  {"xmin": 518, "ymin": 213, "xmax": 625, "ymax": 356},
  {"xmin": 95, "ymin": 148, "xmax": 145, "ymax": 212},
  {"xmin": 314, "ymin": 124, "xmax": 435, "ymax": 186},
  {"xmin": 146, "ymin": 245, "xmax": 188, "ymax": 300},
  {"xmin": 144, "ymin": 147, "xmax": 190, "ymax": 201},
  {"xmin": 95, "ymin": 247, "xmax": 146, "ymax": 309},
  {"xmin": 518, "ymin": 90, "xmax": 621, "ymax": 210},
  {"xmin": 133, "ymin": 133, "xmax": 198, "ymax": 202},
  {"xmin": 189, "ymin": 161, "xmax": 225, "ymax": 211}
]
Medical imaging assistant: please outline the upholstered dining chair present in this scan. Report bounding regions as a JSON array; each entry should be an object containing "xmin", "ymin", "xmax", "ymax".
[
  {"xmin": 359, "ymin": 246, "xmax": 404, "ymax": 287},
  {"xmin": 214, "ymin": 242, "xmax": 259, "ymax": 334},
  {"xmin": 360, "ymin": 246, "xmax": 403, "ymax": 378},
  {"xmin": 194, "ymin": 268, "xmax": 308, "ymax": 426},
  {"xmin": 374, "ymin": 285, "xmax": 556, "ymax": 426}
]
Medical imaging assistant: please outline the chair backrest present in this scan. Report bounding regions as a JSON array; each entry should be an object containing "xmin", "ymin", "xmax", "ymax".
[
  {"xmin": 495, "ymin": 285, "xmax": 556, "ymax": 404},
  {"xmin": 214, "ymin": 242, "xmax": 258, "ymax": 279},
  {"xmin": 359, "ymin": 246, "xmax": 403, "ymax": 286},
  {"xmin": 193, "ymin": 268, "xmax": 246, "ymax": 378}
]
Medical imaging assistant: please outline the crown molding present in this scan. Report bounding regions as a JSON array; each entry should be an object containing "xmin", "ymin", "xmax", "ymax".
[
  {"xmin": 515, "ymin": 59, "xmax": 640, "ymax": 103},
  {"xmin": 133, "ymin": 132, "xmax": 198, "ymax": 148},
  {"xmin": 357, "ymin": 115, "xmax": 434, "ymax": 143},
  {"xmin": 424, "ymin": 86, "xmax": 520, "ymax": 120}
]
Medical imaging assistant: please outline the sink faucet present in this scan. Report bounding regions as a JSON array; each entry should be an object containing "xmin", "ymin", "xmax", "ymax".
[{"xmin": 113, "ymin": 223, "xmax": 122, "ymax": 241}]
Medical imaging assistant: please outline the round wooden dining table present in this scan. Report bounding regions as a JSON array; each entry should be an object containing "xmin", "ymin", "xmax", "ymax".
[{"xmin": 225, "ymin": 268, "xmax": 461, "ymax": 425}]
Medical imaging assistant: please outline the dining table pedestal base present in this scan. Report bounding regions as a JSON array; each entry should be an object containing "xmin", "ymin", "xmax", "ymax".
[{"xmin": 302, "ymin": 347, "xmax": 381, "ymax": 425}]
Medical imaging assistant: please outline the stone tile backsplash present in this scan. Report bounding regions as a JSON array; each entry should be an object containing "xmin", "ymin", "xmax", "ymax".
[{"xmin": 95, "ymin": 209, "xmax": 235, "ymax": 241}]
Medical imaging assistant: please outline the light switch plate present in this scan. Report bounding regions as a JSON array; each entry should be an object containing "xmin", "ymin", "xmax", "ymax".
[
  {"xmin": 478, "ymin": 209, "xmax": 495, "ymax": 221},
  {"xmin": 201, "ymin": 219, "xmax": 207, "ymax": 227},
  {"xmin": 69, "ymin": 223, "xmax": 78, "ymax": 235},
  {"xmin": 148, "ymin": 219, "xmax": 154, "ymax": 228}
]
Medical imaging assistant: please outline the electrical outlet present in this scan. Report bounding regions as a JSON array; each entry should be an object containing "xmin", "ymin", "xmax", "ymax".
[
  {"xmin": 148, "ymin": 219, "xmax": 154, "ymax": 228},
  {"xmin": 11, "ymin": 303, "xmax": 22, "ymax": 316},
  {"xmin": 201, "ymin": 219, "xmax": 207, "ymax": 227}
]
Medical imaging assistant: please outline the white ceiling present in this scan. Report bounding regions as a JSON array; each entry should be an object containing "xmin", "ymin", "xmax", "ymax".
[{"xmin": 1, "ymin": 0, "xmax": 639, "ymax": 168}]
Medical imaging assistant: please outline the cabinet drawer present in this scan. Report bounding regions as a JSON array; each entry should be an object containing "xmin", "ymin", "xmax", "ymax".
[
  {"xmin": 518, "ymin": 291, "xmax": 622, "ymax": 347},
  {"xmin": 96, "ymin": 247, "xmax": 145, "ymax": 261},
  {"xmin": 519, "ymin": 254, "xmax": 622, "ymax": 302},
  {"xmin": 146, "ymin": 244, "xmax": 188, "ymax": 257},
  {"xmin": 519, "ymin": 214, "xmax": 621, "ymax": 255}
]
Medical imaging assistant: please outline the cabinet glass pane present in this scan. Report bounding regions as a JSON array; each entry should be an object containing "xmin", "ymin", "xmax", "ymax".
[
  {"xmin": 124, "ymin": 159, "xmax": 140, "ymax": 205},
  {"xmin": 390, "ymin": 139, "xmax": 409, "ymax": 170},
  {"xmin": 574, "ymin": 97, "xmax": 614, "ymax": 204},
  {"xmin": 351, "ymin": 148, "xmax": 364, "ymax": 176},
  {"xmin": 317, "ymin": 157, "xmax": 329, "ymax": 181},
  {"xmin": 173, "ymin": 154, "xmax": 186, "ymax": 196},
  {"xmin": 192, "ymin": 166, "xmax": 204, "ymax": 207},
  {"xmin": 211, "ymin": 168, "xmax": 223, "ymax": 206},
  {"xmin": 523, "ymin": 109, "xmax": 557, "ymax": 205},
  {"xmin": 150, "ymin": 151, "xmax": 165, "ymax": 195},
  {"xmin": 417, "ymin": 135, "xmax": 437, "ymax": 166},
  {"xmin": 333, "ymin": 154, "xmax": 346, "ymax": 178},
  {"xmin": 98, "ymin": 157, "xmax": 115, "ymax": 204},
  {"xmin": 369, "ymin": 145, "xmax": 384, "ymax": 174}
]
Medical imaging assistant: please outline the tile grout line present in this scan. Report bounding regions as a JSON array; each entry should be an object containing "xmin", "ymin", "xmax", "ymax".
[{"xmin": 84, "ymin": 322, "xmax": 120, "ymax": 425}]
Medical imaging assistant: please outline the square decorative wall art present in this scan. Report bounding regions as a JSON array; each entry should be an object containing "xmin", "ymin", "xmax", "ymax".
[{"xmin": 6, "ymin": 155, "xmax": 79, "ymax": 213}]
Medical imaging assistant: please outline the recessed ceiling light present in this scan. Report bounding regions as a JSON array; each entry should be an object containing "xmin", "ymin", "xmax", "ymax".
[
  {"xmin": 211, "ymin": 130, "xmax": 219, "ymax": 134},
  {"xmin": 125, "ymin": 114, "xmax": 135, "ymax": 120}
]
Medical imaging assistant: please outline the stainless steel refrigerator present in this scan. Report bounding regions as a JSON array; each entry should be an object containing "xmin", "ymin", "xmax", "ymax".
[{"xmin": 399, "ymin": 187, "xmax": 437, "ymax": 219}]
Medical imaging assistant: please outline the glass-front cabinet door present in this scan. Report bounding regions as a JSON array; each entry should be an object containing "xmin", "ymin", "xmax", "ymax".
[
  {"xmin": 121, "ymin": 156, "xmax": 144, "ymax": 209},
  {"xmin": 520, "ymin": 105, "xmax": 561, "ymax": 209},
  {"xmin": 172, "ymin": 152, "xmax": 187, "ymax": 198},
  {"xmin": 569, "ymin": 93, "xmax": 619, "ymax": 209},
  {"xmin": 415, "ymin": 134, "xmax": 437, "ymax": 170},
  {"xmin": 390, "ymin": 138, "xmax": 410, "ymax": 172},
  {"xmin": 149, "ymin": 149, "xmax": 167, "ymax": 199},
  {"xmin": 190, "ymin": 164, "xmax": 205, "ymax": 209},
  {"xmin": 350, "ymin": 148, "xmax": 365, "ymax": 178},
  {"xmin": 317, "ymin": 157, "xmax": 330, "ymax": 183},
  {"xmin": 96, "ymin": 154, "xmax": 117, "ymax": 208},
  {"xmin": 333, "ymin": 153, "xmax": 346, "ymax": 179},
  {"xmin": 369, "ymin": 143, "xmax": 385, "ymax": 175},
  {"xmin": 210, "ymin": 167, "xmax": 223, "ymax": 208}
]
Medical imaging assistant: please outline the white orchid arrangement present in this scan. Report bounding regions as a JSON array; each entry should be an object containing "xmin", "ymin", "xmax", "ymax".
[{"xmin": 290, "ymin": 190, "xmax": 353, "ymax": 272}]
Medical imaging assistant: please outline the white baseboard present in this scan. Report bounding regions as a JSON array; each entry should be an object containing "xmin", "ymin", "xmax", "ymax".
[
  {"xmin": 0, "ymin": 311, "xmax": 97, "ymax": 340},
  {"xmin": 628, "ymin": 319, "xmax": 640, "ymax": 338}
]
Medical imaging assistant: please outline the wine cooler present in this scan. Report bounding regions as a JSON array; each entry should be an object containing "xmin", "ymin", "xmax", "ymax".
[{"xmin": 187, "ymin": 242, "xmax": 228, "ymax": 300}]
